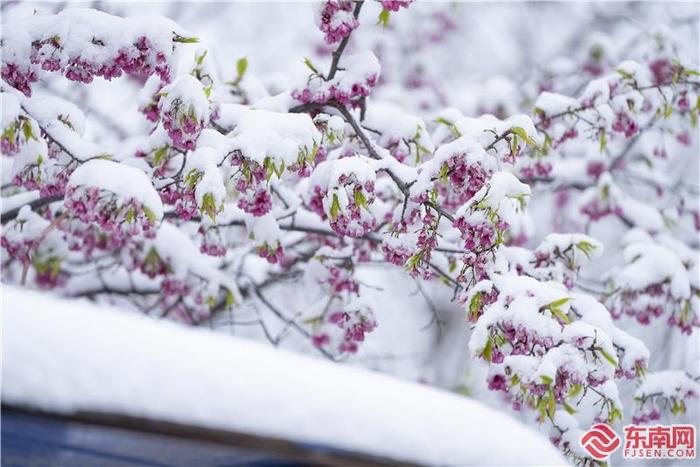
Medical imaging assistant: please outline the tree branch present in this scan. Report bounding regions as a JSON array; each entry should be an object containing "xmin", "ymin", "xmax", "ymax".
[
  {"xmin": 1, "ymin": 195, "xmax": 63, "ymax": 223},
  {"xmin": 326, "ymin": 1, "xmax": 364, "ymax": 81}
]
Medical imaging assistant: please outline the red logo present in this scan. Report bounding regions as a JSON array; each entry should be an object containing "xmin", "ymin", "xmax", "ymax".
[{"xmin": 580, "ymin": 423, "xmax": 622, "ymax": 460}]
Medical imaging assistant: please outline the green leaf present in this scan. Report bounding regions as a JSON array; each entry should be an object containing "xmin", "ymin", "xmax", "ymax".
[
  {"xmin": 185, "ymin": 168, "xmax": 203, "ymax": 189},
  {"xmin": 303, "ymin": 57, "xmax": 319, "ymax": 74},
  {"xmin": 481, "ymin": 338, "xmax": 493, "ymax": 361},
  {"xmin": 547, "ymin": 392, "xmax": 556, "ymax": 418},
  {"xmin": 609, "ymin": 406, "xmax": 623, "ymax": 423},
  {"xmin": 550, "ymin": 306, "xmax": 571, "ymax": 324},
  {"xmin": 236, "ymin": 57, "xmax": 248, "ymax": 82},
  {"xmin": 664, "ymin": 104, "xmax": 673, "ymax": 119},
  {"xmin": 540, "ymin": 375, "xmax": 553, "ymax": 385},
  {"xmin": 142, "ymin": 206, "xmax": 157, "ymax": 223},
  {"xmin": 598, "ymin": 128, "xmax": 607, "ymax": 152},
  {"xmin": 329, "ymin": 192, "xmax": 341, "ymax": 220},
  {"xmin": 22, "ymin": 120, "xmax": 37, "ymax": 141},
  {"xmin": 173, "ymin": 34, "xmax": 199, "ymax": 44},
  {"xmin": 549, "ymin": 297, "xmax": 572, "ymax": 309},
  {"xmin": 511, "ymin": 126, "xmax": 537, "ymax": 147},
  {"xmin": 354, "ymin": 188, "xmax": 367, "ymax": 209},
  {"xmin": 263, "ymin": 158, "xmax": 274, "ymax": 182},
  {"xmin": 494, "ymin": 333, "xmax": 507, "ymax": 347},
  {"xmin": 468, "ymin": 292, "xmax": 482, "ymax": 320},
  {"xmin": 563, "ymin": 402, "xmax": 577, "ymax": 415},
  {"xmin": 599, "ymin": 348, "xmax": 618, "ymax": 367},
  {"xmin": 153, "ymin": 146, "xmax": 168, "ymax": 166},
  {"xmin": 125, "ymin": 207, "xmax": 135, "ymax": 223},
  {"xmin": 378, "ymin": 8, "xmax": 390, "ymax": 27},
  {"xmin": 276, "ymin": 160, "xmax": 285, "ymax": 178},
  {"xmin": 510, "ymin": 135, "xmax": 519, "ymax": 154},
  {"xmin": 405, "ymin": 252, "xmax": 423, "ymax": 271},
  {"xmin": 438, "ymin": 162, "xmax": 450, "ymax": 182},
  {"xmin": 568, "ymin": 383, "xmax": 582, "ymax": 399},
  {"xmin": 201, "ymin": 192, "xmax": 218, "ymax": 221},
  {"xmin": 537, "ymin": 398, "xmax": 547, "ymax": 422},
  {"xmin": 576, "ymin": 240, "xmax": 597, "ymax": 259},
  {"xmin": 435, "ymin": 117, "xmax": 461, "ymax": 138},
  {"xmin": 617, "ymin": 69, "xmax": 635, "ymax": 81}
]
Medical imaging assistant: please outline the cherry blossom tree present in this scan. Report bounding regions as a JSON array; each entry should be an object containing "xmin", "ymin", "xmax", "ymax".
[{"xmin": 1, "ymin": 1, "xmax": 698, "ymax": 464}]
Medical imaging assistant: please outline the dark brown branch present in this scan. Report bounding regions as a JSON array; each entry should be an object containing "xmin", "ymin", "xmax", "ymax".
[
  {"xmin": 1, "ymin": 195, "xmax": 63, "ymax": 223},
  {"xmin": 326, "ymin": 1, "xmax": 364, "ymax": 80}
]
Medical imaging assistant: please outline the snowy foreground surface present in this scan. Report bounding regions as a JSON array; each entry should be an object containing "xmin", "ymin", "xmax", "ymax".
[{"xmin": 2, "ymin": 287, "xmax": 565, "ymax": 465}]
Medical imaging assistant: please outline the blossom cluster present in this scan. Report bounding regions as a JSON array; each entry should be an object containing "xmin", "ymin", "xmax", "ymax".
[
  {"xmin": 605, "ymin": 231, "xmax": 699, "ymax": 335},
  {"xmin": 316, "ymin": 1, "xmax": 359, "ymax": 45},
  {"xmin": 1, "ymin": 206, "xmax": 68, "ymax": 288},
  {"xmin": 64, "ymin": 185, "xmax": 159, "ymax": 241},
  {"xmin": 380, "ymin": 0, "xmax": 415, "ymax": 12},
  {"xmin": 4, "ymin": 34, "xmax": 172, "ymax": 96},
  {"xmin": 158, "ymin": 76, "xmax": 212, "ymax": 151},
  {"xmin": 306, "ymin": 158, "xmax": 377, "ymax": 237},
  {"xmin": 293, "ymin": 52, "xmax": 380, "ymax": 108},
  {"xmin": 228, "ymin": 154, "xmax": 272, "ymax": 217},
  {"xmin": 632, "ymin": 371, "xmax": 699, "ymax": 424},
  {"xmin": 306, "ymin": 252, "xmax": 377, "ymax": 355},
  {"xmin": 312, "ymin": 303, "xmax": 378, "ymax": 354},
  {"xmin": 469, "ymin": 277, "xmax": 642, "ymax": 425}
]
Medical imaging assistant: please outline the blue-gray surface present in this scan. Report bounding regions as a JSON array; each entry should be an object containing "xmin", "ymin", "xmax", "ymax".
[{"xmin": 1, "ymin": 410, "xmax": 305, "ymax": 466}]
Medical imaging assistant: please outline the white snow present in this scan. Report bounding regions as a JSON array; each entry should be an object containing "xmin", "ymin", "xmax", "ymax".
[
  {"xmin": 410, "ymin": 134, "xmax": 493, "ymax": 197},
  {"xmin": 7, "ymin": 91, "xmax": 101, "ymax": 161},
  {"xmin": 468, "ymin": 274, "xmax": 570, "ymax": 354},
  {"xmin": 159, "ymin": 75, "xmax": 211, "ymax": 121},
  {"xmin": 184, "ymin": 147, "xmax": 226, "ymax": 210},
  {"xmin": 534, "ymin": 92, "xmax": 580, "ymax": 116},
  {"xmin": 1, "ymin": 190, "xmax": 40, "ymax": 214},
  {"xmin": 635, "ymin": 371, "xmax": 700, "ymax": 400},
  {"xmin": 68, "ymin": 159, "xmax": 164, "ymax": 220},
  {"xmin": 145, "ymin": 222, "xmax": 238, "ymax": 296},
  {"xmin": 245, "ymin": 212, "xmax": 283, "ymax": 246},
  {"xmin": 612, "ymin": 327, "xmax": 650, "ymax": 372},
  {"xmin": 477, "ymin": 171, "xmax": 531, "ymax": 211},
  {"xmin": 455, "ymin": 171, "xmax": 531, "ymax": 227},
  {"xmin": 227, "ymin": 109, "xmax": 321, "ymax": 166},
  {"xmin": 1, "ymin": 8, "xmax": 185, "ymax": 81},
  {"xmin": 1, "ymin": 93, "xmax": 22, "ymax": 127},
  {"xmin": 537, "ymin": 233, "xmax": 603, "ymax": 264},
  {"xmin": 617, "ymin": 241, "xmax": 691, "ymax": 299},
  {"xmin": 2, "ymin": 287, "xmax": 566, "ymax": 466},
  {"xmin": 363, "ymin": 101, "xmax": 435, "ymax": 156},
  {"xmin": 334, "ymin": 51, "xmax": 381, "ymax": 93}
]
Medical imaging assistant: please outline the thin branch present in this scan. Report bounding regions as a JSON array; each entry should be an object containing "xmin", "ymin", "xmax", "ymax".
[
  {"xmin": 251, "ymin": 284, "xmax": 336, "ymax": 361},
  {"xmin": 2, "ymin": 195, "xmax": 63, "ymax": 223},
  {"xmin": 326, "ymin": 1, "xmax": 364, "ymax": 80}
]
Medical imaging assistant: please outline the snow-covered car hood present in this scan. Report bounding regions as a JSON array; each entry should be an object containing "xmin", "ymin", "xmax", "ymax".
[{"xmin": 1, "ymin": 287, "xmax": 566, "ymax": 466}]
